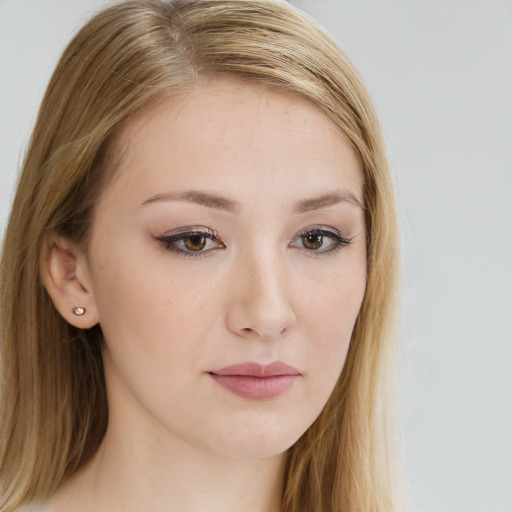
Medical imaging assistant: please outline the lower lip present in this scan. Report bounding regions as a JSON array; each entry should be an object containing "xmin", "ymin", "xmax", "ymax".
[{"xmin": 209, "ymin": 374, "xmax": 298, "ymax": 399}]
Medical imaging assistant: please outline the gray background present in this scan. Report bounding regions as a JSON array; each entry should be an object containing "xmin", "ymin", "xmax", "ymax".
[{"xmin": 1, "ymin": 1, "xmax": 511, "ymax": 511}]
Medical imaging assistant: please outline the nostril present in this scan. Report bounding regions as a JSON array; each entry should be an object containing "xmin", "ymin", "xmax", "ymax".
[{"xmin": 239, "ymin": 326, "xmax": 288, "ymax": 341}]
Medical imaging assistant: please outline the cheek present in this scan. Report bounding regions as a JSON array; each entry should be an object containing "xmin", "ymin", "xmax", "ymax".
[
  {"xmin": 89, "ymin": 240, "xmax": 218, "ymax": 378},
  {"xmin": 91, "ymin": 250, "xmax": 223, "ymax": 437},
  {"xmin": 298, "ymin": 260, "xmax": 366, "ymax": 389}
]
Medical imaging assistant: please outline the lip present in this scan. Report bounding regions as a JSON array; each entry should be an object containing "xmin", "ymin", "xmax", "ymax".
[{"xmin": 209, "ymin": 361, "xmax": 300, "ymax": 400}]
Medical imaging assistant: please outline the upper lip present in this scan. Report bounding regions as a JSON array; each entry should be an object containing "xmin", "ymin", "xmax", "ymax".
[{"xmin": 210, "ymin": 361, "xmax": 300, "ymax": 377}]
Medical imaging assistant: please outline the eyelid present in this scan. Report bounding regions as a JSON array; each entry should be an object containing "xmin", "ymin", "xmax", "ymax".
[
  {"xmin": 154, "ymin": 224, "xmax": 352, "ymax": 258},
  {"xmin": 290, "ymin": 225, "xmax": 353, "ymax": 253},
  {"xmin": 154, "ymin": 226, "xmax": 224, "ymax": 257},
  {"xmin": 159, "ymin": 225, "xmax": 219, "ymax": 238}
]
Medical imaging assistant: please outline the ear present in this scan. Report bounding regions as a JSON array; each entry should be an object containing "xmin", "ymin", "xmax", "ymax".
[{"xmin": 41, "ymin": 234, "xmax": 100, "ymax": 329}]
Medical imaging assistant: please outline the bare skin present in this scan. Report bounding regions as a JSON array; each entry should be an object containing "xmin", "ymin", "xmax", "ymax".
[{"xmin": 42, "ymin": 79, "xmax": 367, "ymax": 512}]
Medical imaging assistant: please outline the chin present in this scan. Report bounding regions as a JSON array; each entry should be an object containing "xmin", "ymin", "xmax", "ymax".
[
  {"xmin": 204, "ymin": 414, "xmax": 307, "ymax": 460},
  {"xmin": 213, "ymin": 438, "xmax": 296, "ymax": 460}
]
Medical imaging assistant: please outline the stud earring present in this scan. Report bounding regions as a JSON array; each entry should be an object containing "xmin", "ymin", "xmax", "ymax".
[{"xmin": 72, "ymin": 306, "xmax": 86, "ymax": 316}]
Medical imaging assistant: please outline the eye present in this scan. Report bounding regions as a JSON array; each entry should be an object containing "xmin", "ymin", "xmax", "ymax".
[
  {"xmin": 291, "ymin": 227, "xmax": 352, "ymax": 254},
  {"xmin": 182, "ymin": 234, "xmax": 209, "ymax": 252},
  {"xmin": 154, "ymin": 227, "xmax": 224, "ymax": 257}
]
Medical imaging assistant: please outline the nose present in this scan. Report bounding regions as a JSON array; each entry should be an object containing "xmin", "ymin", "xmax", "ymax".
[{"xmin": 225, "ymin": 250, "xmax": 298, "ymax": 341}]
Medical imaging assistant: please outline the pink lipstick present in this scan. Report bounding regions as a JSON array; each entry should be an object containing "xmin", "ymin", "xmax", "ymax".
[{"xmin": 209, "ymin": 361, "xmax": 300, "ymax": 399}]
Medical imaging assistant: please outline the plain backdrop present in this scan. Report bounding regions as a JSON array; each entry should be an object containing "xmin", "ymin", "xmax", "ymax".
[{"xmin": 1, "ymin": 1, "xmax": 511, "ymax": 511}]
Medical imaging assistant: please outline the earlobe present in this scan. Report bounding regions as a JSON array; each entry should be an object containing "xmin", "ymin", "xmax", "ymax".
[{"xmin": 41, "ymin": 235, "xmax": 100, "ymax": 329}]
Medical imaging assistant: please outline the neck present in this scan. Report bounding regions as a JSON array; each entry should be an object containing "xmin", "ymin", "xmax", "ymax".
[{"xmin": 48, "ymin": 414, "xmax": 286, "ymax": 512}]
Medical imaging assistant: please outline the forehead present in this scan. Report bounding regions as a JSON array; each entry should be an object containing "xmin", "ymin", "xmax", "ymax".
[{"xmin": 105, "ymin": 78, "xmax": 364, "ymax": 204}]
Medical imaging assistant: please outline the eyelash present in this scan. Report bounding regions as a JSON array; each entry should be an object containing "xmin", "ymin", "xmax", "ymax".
[
  {"xmin": 154, "ymin": 227, "xmax": 223, "ymax": 258},
  {"xmin": 292, "ymin": 226, "xmax": 353, "ymax": 256},
  {"xmin": 154, "ymin": 226, "xmax": 352, "ymax": 258}
]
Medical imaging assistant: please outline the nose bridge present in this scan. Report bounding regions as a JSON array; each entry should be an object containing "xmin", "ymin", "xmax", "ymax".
[{"xmin": 227, "ymin": 242, "xmax": 297, "ymax": 340}]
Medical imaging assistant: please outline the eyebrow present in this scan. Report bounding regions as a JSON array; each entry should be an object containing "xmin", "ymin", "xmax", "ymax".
[
  {"xmin": 141, "ymin": 190, "xmax": 240, "ymax": 214},
  {"xmin": 141, "ymin": 189, "xmax": 364, "ymax": 213},
  {"xmin": 292, "ymin": 191, "xmax": 364, "ymax": 213}
]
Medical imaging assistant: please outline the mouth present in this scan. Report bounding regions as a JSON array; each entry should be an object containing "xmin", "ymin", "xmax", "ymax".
[{"xmin": 208, "ymin": 361, "xmax": 300, "ymax": 400}]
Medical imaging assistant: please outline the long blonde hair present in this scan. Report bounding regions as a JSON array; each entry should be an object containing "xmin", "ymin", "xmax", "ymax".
[{"xmin": 0, "ymin": 1, "xmax": 400, "ymax": 510}]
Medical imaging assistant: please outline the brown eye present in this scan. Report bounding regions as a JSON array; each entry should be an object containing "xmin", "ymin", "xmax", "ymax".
[
  {"xmin": 301, "ymin": 233, "xmax": 323, "ymax": 250},
  {"xmin": 183, "ymin": 235, "xmax": 207, "ymax": 251},
  {"xmin": 291, "ymin": 227, "xmax": 352, "ymax": 254},
  {"xmin": 156, "ymin": 228, "xmax": 224, "ymax": 257}
]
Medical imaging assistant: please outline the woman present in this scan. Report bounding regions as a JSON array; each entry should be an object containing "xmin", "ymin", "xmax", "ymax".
[{"xmin": 0, "ymin": 1, "xmax": 400, "ymax": 511}]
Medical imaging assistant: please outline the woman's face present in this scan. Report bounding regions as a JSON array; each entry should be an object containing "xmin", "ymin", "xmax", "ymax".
[{"xmin": 82, "ymin": 79, "xmax": 367, "ymax": 458}]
